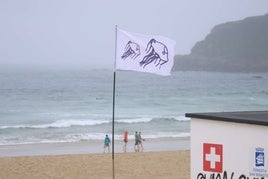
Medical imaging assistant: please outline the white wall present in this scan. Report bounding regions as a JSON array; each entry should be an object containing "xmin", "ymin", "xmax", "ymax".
[{"xmin": 191, "ymin": 118, "xmax": 268, "ymax": 179}]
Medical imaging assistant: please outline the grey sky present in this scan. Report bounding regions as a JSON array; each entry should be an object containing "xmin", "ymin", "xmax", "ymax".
[{"xmin": 1, "ymin": 0, "xmax": 268, "ymax": 69}]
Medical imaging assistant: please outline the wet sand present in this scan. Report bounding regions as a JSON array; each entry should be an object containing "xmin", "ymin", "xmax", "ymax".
[{"xmin": 0, "ymin": 137, "xmax": 190, "ymax": 157}]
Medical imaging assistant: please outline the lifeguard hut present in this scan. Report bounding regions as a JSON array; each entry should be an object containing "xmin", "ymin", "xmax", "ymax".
[{"xmin": 186, "ymin": 111, "xmax": 268, "ymax": 179}]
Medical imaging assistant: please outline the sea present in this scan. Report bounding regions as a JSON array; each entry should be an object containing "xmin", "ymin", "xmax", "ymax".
[{"xmin": 0, "ymin": 68, "xmax": 268, "ymax": 146}]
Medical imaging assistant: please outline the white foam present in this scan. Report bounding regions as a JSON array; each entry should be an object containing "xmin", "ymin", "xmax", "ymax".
[{"xmin": 0, "ymin": 119, "xmax": 110, "ymax": 129}]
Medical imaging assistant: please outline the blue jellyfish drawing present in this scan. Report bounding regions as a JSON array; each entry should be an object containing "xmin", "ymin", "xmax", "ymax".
[
  {"xmin": 140, "ymin": 39, "xmax": 169, "ymax": 69},
  {"xmin": 121, "ymin": 41, "xmax": 140, "ymax": 60}
]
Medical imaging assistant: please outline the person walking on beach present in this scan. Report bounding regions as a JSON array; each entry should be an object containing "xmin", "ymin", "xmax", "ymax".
[
  {"xmin": 104, "ymin": 134, "xmax": 111, "ymax": 153},
  {"xmin": 123, "ymin": 131, "xmax": 128, "ymax": 152},
  {"xmin": 138, "ymin": 132, "xmax": 144, "ymax": 152},
  {"xmin": 134, "ymin": 131, "xmax": 139, "ymax": 152}
]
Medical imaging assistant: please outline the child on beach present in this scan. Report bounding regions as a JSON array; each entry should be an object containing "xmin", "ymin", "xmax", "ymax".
[{"xmin": 104, "ymin": 134, "xmax": 111, "ymax": 153}]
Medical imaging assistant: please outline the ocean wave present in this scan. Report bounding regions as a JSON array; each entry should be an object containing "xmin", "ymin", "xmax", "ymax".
[
  {"xmin": 116, "ymin": 116, "xmax": 190, "ymax": 124},
  {"xmin": 0, "ymin": 119, "xmax": 110, "ymax": 129},
  {"xmin": 0, "ymin": 116, "xmax": 190, "ymax": 130},
  {"xmin": 64, "ymin": 132, "xmax": 190, "ymax": 141},
  {"xmin": 116, "ymin": 117, "xmax": 152, "ymax": 124},
  {"xmin": 0, "ymin": 132, "xmax": 190, "ymax": 145}
]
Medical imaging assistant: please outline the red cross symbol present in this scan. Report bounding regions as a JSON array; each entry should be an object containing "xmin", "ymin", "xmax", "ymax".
[{"xmin": 203, "ymin": 143, "xmax": 223, "ymax": 173}]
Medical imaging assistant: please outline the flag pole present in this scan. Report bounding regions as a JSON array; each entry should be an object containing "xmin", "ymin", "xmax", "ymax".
[
  {"xmin": 112, "ymin": 70, "xmax": 116, "ymax": 179},
  {"xmin": 112, "ymin": 71, "xmax": 116, "ymax": 179},
  {"xmin": 112, "ymin": 25, "xmax": 118, "ymax": 179}
]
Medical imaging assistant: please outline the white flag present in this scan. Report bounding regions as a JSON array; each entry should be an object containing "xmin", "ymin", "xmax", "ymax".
[{"xmin": 115, "ymin": 28, "xmax": 176, "ymax": 76}]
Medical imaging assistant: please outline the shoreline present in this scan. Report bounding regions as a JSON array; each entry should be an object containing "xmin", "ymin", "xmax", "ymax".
[{"xmin": 0, "ymin": 137, "xmax": 190, "ymax": 157}]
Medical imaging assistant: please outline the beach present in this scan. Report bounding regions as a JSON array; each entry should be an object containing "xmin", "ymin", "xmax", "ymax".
[
  {"xmin": 1, "ymin": 70, "xmax": 267, "ymax": 178},
  {"xmin": 0, "ymin": 138, "xmax": 190, "ymax": 178},
  {"xmin": 0, "ymin": 137, "xmax": 190, "ymax": 157},
  {"xmin": 0, "ymin": 150, "xmax": 190, "ymax": 179}
]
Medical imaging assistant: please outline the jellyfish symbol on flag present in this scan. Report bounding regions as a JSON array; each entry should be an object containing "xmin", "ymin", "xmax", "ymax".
[
  {"xmin": 140, "ymin": 39, "xmax": 169, "ymax": 69},
  {"xmin": 121, "ymin": 41, "xmax": 140, "ymax": 60}
]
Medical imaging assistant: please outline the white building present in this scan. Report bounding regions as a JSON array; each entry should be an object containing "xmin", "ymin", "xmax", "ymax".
[{"xmin": 186, "ymin": 111, "xmax": 268, "ymax": 179}]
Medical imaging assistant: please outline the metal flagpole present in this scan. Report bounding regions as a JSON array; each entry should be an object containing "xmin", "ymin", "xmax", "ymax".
[
  {"xmin": 112, "ymin": 71, "xmax": 116, "ymax": 179},
  {"xmin": 112, "ymin": 25, "xmax": 118, "ymax": 179}
]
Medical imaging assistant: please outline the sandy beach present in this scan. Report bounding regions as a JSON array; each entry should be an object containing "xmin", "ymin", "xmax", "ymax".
[
  {"xmin": 0, "ymin": 150, "xmax": 190, "ymax": 179},
  {"xmin": 0, "ymin": 138, "xmax": 190, "ymax": 178}
]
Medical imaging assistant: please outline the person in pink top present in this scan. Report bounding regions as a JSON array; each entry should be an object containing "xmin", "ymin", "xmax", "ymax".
[{"xmin": 123, "ymin": 131, "xmax": 128, "ymax": 152}]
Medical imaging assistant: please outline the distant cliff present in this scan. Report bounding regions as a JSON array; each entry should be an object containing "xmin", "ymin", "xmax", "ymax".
[{"xmin": 173, "ymin": 14, "xmax": 268, "ymax": 72}]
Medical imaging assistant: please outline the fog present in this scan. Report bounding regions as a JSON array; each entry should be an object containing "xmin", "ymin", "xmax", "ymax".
[{"xmin": 1, "ymin": 0, "xmax": 268, "ymax": 69}]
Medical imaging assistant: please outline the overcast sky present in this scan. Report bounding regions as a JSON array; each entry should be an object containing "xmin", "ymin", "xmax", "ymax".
[{"xmin": 1, "ymin": 0, "xmax": 268, "ymax": 69}]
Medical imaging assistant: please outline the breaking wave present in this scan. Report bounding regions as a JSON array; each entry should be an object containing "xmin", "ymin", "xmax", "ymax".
[{"xmin": 0, "ymin": 116, "xmax": 189, "ymax": 130}]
